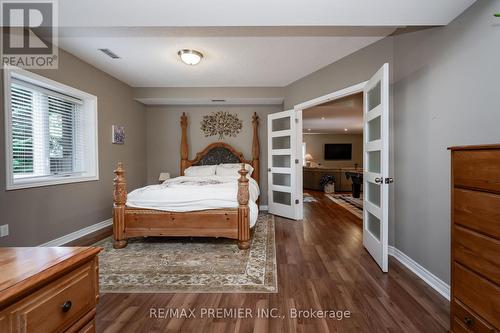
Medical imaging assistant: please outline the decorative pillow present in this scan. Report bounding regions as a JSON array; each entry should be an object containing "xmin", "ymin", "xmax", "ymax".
[
  {"xmin": 184, "ymin": 165, "xmax": 217, "ymax": 177},
  {"xmin": 216, "ymin": 163, "xmax": 254, "ymax": 177}
]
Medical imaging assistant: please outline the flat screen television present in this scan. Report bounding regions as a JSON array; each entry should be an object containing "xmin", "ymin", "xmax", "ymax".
[{"xmin": 324, "ymin": 144, "xmax": 352, "ymax": 160}]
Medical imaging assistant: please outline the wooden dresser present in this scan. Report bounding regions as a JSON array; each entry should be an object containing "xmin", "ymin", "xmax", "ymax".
[
  {"xmin": 0, "ymin": 247, "xmax": 101, "ymax": 333},
  {"xmin": 449, "ymin": 144, "xmax": 500, "ymax": 333}
]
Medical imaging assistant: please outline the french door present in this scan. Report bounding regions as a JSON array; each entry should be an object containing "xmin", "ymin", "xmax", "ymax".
[
  {"xmin": 267, "ymin": 110, "xmax": 302, "ymax": 220},
  {"xmin": 363, "ymin": 63, "xmax": 391, "ymax": 272}
]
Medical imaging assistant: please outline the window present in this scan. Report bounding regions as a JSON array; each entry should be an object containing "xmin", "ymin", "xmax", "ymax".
[{"xmin": 5, "ymin": 68, "xmax": 98, "ymax": 189}]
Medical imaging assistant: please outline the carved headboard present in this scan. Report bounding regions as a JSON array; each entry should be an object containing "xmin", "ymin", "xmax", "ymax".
[{"xmin": 180, "ymin": 112, "xmax": 260, "ymax": 185}]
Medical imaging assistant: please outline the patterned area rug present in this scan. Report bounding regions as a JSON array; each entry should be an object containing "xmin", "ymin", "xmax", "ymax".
[
  {"xmin": 95, "ymin": 214, "xmax": 277, "ymax": 293},
  {"xmin": 303, "ymin": 192, "xmax": 318, "ymax": 203},
  {"xmin": 326, "ymin": 194, "xmax": 363, "ymax": 219}
]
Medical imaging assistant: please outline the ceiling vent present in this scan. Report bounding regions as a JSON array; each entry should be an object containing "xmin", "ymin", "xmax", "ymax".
[
  {"xmin": 98, "ymin": 48, "xmax": 120, "ymax": 59},
  {"xmin": 211, "ymin": 99, "xmax": 226, "ymax": 103}
]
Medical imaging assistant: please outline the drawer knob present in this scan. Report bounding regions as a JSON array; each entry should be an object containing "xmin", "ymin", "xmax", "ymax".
[
  {"xmin": 61, "ymin": 300, "xmax": 72, "ymax": 313},
  {"xmin": 464, "ymin": 316, "xmax": 473, "ymax": 326}
]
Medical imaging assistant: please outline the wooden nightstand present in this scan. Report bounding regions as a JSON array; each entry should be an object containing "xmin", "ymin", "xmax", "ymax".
[{"xmin": 0, "ymin": 247, "xmax": 101, "ymax": 333}]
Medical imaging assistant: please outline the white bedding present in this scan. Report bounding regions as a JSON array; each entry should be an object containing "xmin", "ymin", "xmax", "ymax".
[{"xmin": 126, "ymin": 175, "xmax": 260, "ymax": 227}]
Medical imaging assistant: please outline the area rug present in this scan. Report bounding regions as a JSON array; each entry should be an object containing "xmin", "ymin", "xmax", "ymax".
[
  {"xmin": 303, "ymin": 192, "xmax": 318, "ymax": 203},
  {"xmin": 95, "ymin": 213, "xmax": 277, "ymax": 293},
  {"xmin": 326, "ymin": 194, "xmax": 363, "ymax": 219}
]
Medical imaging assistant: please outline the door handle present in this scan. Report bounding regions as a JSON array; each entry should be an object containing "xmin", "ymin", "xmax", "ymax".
[{"xmin": 374, "ymin": 177, "xmax": 383, "ymax": 184}]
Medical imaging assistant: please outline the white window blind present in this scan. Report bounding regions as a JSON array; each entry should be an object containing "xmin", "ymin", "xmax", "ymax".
[
  {"xmin": 5, "ymin": 69, "xmax": 98, "ymax": 190},
  {"xmin": 10, "ymin": 78, "xmax": 87, "ymax": 181}
]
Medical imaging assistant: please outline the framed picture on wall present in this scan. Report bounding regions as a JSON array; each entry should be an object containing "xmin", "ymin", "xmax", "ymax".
[{"xmin": 112, "ymin": 125, "xmax": 125, "ymax": 144}]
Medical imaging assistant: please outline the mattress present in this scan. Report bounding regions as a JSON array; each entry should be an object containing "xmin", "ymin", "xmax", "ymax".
[{"xmin": 126, "ymin": 175, "xmax": 260, "ymax": 227}]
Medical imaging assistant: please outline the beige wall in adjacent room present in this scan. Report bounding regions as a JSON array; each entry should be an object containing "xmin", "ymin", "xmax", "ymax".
[
  {"xmin": 303, "ymin": 134, "xmax": 363, "ymax": 169},
  {"xmin": 0, "ymin": 48, "xmax": 147, "ymax": 247},
  {"xmin": 146, "ymin": 105, "xmax": 282, "ymax": 205}
]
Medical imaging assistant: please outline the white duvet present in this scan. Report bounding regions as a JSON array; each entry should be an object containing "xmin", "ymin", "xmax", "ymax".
[{"xmin": 126, "ymin": 175, "xmax": 260, "ymax": 227}]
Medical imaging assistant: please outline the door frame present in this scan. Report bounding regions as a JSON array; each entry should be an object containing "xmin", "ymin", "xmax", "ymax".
[{"xmin": 293, "ymin": 81, "xmax": 368, "ymax": 220}]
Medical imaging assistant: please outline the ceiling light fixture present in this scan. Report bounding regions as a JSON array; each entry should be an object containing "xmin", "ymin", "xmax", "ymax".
[
  {"xmin": 307, "ymin": 128, "xmax": 311, "ymax": 131},
  {"xmin": 321, "ymin": 117, "xmax": 325, "ymax": 120},
  {"xmin": 178, "ymin": 49, "xmax": 203, "ymax": 65},
  {"xmin": 344, "ymin": 128, "xmax": 348, "ymax": 132}
]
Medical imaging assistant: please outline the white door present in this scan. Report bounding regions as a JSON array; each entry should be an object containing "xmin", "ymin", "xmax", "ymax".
[
  {"xmin": 363, "ymin": 63, "xmax": 391, "ymax": 272},
  {"xmin": 267, "ymin": 110, "xmax": 301, "ymax": 220}
]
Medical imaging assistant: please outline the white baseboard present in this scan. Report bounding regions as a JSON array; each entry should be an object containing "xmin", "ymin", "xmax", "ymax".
[
  {"xmin": 259, "ymin": 205, "xmax": 268, "ymax": 210},
  {"xmin": 39, "ymin": 218, "xmax": 112, "ymax": 247},
  {"xmin": 389, "ymin": 246, "xmax": 450, "ymax": 301}
]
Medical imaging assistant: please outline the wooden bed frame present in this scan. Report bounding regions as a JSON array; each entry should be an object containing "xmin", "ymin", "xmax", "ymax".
[{"xmin": 113, "ymin": 112, "xmax": 260, "ymax": 250}]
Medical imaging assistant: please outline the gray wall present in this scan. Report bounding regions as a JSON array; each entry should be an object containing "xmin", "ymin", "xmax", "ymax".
[
  {"xmin": 284, "ymin": 0, "xmax": 500, "ymax": 284},
  {"xmin": 0, "ymin": 48, "xmax": 147, "ymax": 246},
  {"xmin": 146, "ymin": 105, "xmax": 282, "ymax": 205},
  {"xmin": 284, "ymin": 37, "xmax": 394, "ymax": 110},
  {"xmin": 391, "ymin": 0, "xmax": 500, "ymax": 283},
  {"xmin": 303, "ymin": 133, "xmax": 363, "ymax": 168}
]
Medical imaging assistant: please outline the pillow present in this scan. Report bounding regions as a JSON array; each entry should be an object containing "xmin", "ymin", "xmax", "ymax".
[
  {"xmin": 184, "ymin": 165, "xmax": 217, "ymax": 177},
  {"xmin": 216, "ymin": 163, "xmax": 254, "ymax": 177}
]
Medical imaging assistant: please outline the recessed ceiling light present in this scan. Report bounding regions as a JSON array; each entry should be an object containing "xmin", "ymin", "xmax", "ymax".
[
  {"xmin": 344, "ymin": 128, "xmax": 348, "ymax": 132},
  {"xmin": 178, "ymin": 49, "xmax": 203, "ymax": 65}
]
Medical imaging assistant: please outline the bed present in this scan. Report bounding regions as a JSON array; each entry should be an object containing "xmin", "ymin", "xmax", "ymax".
[{"xmin": 112, "ymin": 112, "xmax": 260, "ymax": 250}]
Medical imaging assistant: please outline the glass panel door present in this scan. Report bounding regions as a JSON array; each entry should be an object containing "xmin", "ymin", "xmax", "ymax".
[
  {"xmin": 363, "ymin": 63, "xmax": 390, "ymax": 272},
  {"xmin": 267, "ymin": 110, "xmax": 299, "ymax": 219}
]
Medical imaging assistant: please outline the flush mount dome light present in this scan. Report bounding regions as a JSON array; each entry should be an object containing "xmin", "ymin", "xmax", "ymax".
[{"xmin": 178, "ymin": 49, "xmax": 203, "ymax": 65}]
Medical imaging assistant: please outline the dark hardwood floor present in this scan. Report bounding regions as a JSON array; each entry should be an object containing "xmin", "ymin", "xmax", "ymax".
[{"xmin": 94, "ymin": 191, "xmax": 449, "ymax": 332}]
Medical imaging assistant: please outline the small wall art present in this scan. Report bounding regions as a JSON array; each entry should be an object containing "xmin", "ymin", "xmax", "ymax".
[{"xmin": 112, "ymin": 125, "xmax": 125, "ymax": 144}]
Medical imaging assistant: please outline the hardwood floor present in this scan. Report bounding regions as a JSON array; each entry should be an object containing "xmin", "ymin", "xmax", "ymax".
[{"xmin": 95, "ymin": 191, "xmax": 449, "ymax": 332}]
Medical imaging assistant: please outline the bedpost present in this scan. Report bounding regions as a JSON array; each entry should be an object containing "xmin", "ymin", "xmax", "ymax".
[
  {"xmin": 237, "ymin": 164, "xmax": 251, "ymax": 250},
  {"xmin": 251, "ymin": 112, "xmax": 260, "ymax": 186},
  {"xmin": 180, "ymin": 112, "xmax": 189, "ymax": 175},
  {"xmin": 113, "ymin": 162, "xmax": 127, "ymax": 249}
]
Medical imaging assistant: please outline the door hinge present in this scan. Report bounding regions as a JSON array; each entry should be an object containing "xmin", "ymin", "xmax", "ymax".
[
  {"xmin": 295, "ymin": 199, "xmax": 299, "ymax": 204},
  {"xmin": 384, "ymin": 177, "xmax": 394, "ymax": 184},
  {"xmin": 295, "ymin": 118, "xmax": 299, "ymax": 123},
  {"xmin": 295, "ymin": 159, "xmax": 299, "ymax": 164}
]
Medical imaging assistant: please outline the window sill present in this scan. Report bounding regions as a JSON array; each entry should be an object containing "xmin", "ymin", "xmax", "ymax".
[{"xmin": 6, "ymin": 175, "xmax": 99, "ymax": 191}]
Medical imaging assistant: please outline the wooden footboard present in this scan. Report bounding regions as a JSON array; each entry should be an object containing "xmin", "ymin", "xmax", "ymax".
[{"xmin": 112, "ymin": 162, "xmax": 251, "ymax": 250}]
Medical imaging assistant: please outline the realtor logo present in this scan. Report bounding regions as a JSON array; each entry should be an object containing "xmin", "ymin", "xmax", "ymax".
[{"xmin": 1, "ymin": 0, "xmax": 58, "ymax": 68}]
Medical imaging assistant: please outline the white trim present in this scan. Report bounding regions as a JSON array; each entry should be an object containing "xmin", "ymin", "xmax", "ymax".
[
  {"xmin": 389, "ymin": 246, "xmax": 450, "ymax": 300},
  {"xmin": 39, "ymin": 218, "xmax": 112, "ymax": 247},
  {"xmin": 259, "ymin": 205, "xmax": 269, "ymax": 211},
  {"xmin": 293, "ymin": 81, "xmax": 367, "ymax": 111},
  {"xmin": 135, "ymin": 97, "xmax": 284, "ymax": 106},
  {"xmin": 4, "ymin": 66, "xmax": 99, "ymax": 191}
]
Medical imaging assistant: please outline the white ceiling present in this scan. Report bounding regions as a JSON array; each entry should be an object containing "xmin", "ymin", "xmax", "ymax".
[
  {"xmin": 58, "ymin": 0, "xmax": 476, "ymax": 27},
  {"xmin": 303, "ymin": 93, "xmax": 363, "ymax": 134},
  {"xmin": 56, "ymin": 0, "xmax": 475, "ymax": 88},
  {"xmin": 58, "ymin": 34, "xmax": 387, "ymax": 87}
]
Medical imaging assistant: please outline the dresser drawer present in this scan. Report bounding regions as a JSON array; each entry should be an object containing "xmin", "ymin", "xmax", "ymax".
[
  {"xmin": 454, "ymin": 188, "xmax": 500, "ymax": 238},
  {"xmin": 453, "ymin": 225, "xmax": 500, "ymax": 285},
  {"xmin": 452, "ymin": 300, "xmax": 494, "ymax": 333},
  {"xmin": 452, "ymin": 149, "xmax": 500, "ymax": 193},
  {"xmin": 453, "ymin": 263, "xmax": 500, "ymax": 329},
  {"xmin": 3, "ymin": 260, "xmax": 97, "ymax": 333}
]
